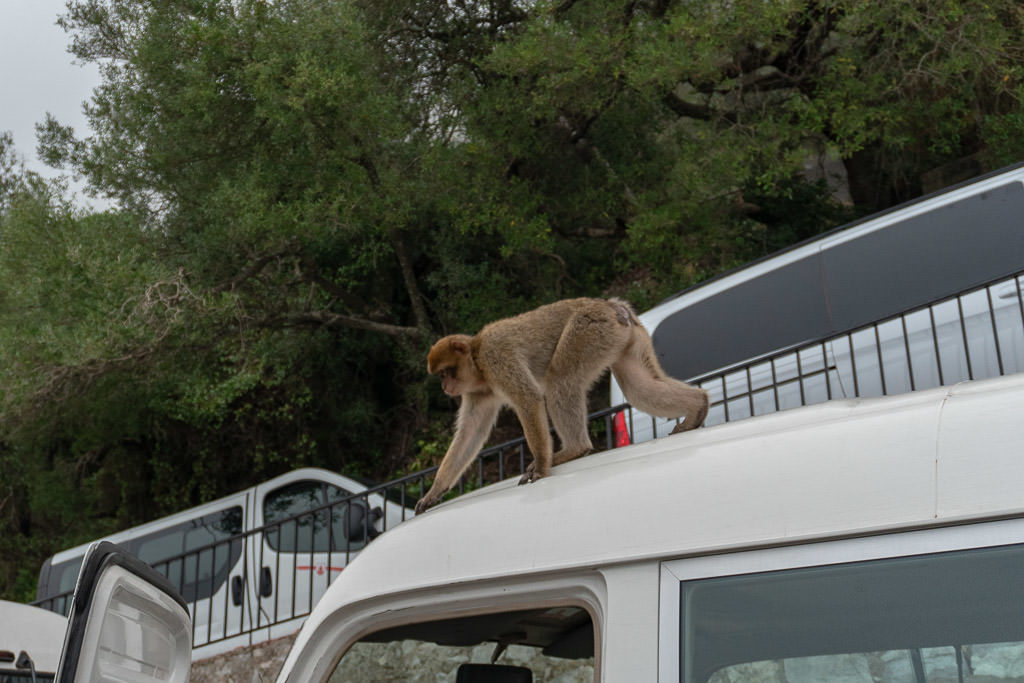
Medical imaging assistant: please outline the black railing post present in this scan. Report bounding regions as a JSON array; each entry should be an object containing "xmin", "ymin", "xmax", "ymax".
[
  {"xmin": 957, "ymin": 296, "xmax": 975, "ymax": 380},
  {"xmin": 900, "ymin": 316, "xmax": 916, "ymax": 392},
  {"xmin": 986, "ymin": 285, "xmax": 1006, "ymax": 376}
]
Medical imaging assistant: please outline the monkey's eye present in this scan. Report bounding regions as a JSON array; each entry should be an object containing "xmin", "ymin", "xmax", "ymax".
[{"xmin": 441, "ymin": 367, "xmax": 457, "ymax": 380}]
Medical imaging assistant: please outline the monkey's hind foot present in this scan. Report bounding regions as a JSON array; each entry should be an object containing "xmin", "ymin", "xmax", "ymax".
[{"xmin": 669, "ymin": 392, "xmax": 710, "ymax": 434}]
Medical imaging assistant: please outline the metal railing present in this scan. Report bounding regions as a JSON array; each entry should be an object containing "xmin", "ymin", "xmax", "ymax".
[
  {"xmin": 33, "ymin": 270, "xmax": 1024, "ymax": 654},
  {"xmin": 693, "ymin": 269, "xmax": 1024, "ymax": 427},
  {"xmin": 29, "ymin": 409, "xmax": 629, "ymax": 654}
]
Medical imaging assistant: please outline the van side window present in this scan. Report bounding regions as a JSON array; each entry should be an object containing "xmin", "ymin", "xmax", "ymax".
[
  {"xmin": 330, "ymin": 606, "xmax": 595, "ymax": 682},
  {"xmin": 681, "ymin": 544, "xmax": 1024, "ymax": 682},
  {"xmin": 263, "ymin": 480, "xmax": 370, "ymax": 552},
  {"xmin": 130, "ymin": 506, "xmax": 243, "ymax": 603}
]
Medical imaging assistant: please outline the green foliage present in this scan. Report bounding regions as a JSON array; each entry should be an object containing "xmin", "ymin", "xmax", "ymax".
[{"xmin": 3, "ymin": 0, "xmax": 1023, "ymax": 600}]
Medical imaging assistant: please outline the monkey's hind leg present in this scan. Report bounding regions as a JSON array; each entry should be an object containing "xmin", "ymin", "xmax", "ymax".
[
  {"xmin": 545, "ymin": 385, "xmax": 592, "ymax": 464},
  {"xmin": 669, "ymin": 396, "xmax": 709, "ymax": 434},
  {"xmin": 612, "ymin": 324, "xmax": 709, "ymax": 430},
  {"xmin": 528, "ymin": 305, "xmax": 630, "ymax": 481}
]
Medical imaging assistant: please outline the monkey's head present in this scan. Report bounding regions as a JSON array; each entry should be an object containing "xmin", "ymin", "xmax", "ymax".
[{"xmin": 427, "ymin": 334, "xmax": 483, "ymax": 397}]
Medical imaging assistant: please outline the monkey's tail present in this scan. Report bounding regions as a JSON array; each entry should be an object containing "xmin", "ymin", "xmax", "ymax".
[{"xmin": 610, "ymin": 324, "xmax": 709, "ymax": 431}]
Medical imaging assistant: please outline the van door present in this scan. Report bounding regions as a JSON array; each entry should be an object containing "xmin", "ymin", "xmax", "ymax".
[
  {"xmin": 128, "ymin": 492, "xmax": 251, "ymax": 652},
  {"xmin": 55, "ymin": 542, "xmax": 192, "ymax": 683},
  {"xmin": 249, "ymin": 470, "xmax": 396, "ymax": 640}
]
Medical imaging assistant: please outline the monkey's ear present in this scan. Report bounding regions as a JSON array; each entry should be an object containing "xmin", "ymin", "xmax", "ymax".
[{"xmin": 449, "ymin": 338, "xmax": 469, "ymax": 355}]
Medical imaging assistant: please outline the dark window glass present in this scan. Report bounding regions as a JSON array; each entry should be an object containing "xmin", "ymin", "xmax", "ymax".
[
  {"xmin": 263, "ymin": 480, "xmax": 370, "ymax": 553},
  {"xmin": 129, "ymin": 506, "xmax": 244, "ymax": 603},
  {"xmin": 682, "ymin": 543, "xmax": 1024, "ymax": 682},
  {"xmin": 41, "ymin": 507, "xmax": 243, "ymax": 608},
  {"xmin": 47, "ymin": 556, "xmax": 83, "ymax": 598},
  {"xmin": 330, "ymin": 606, "xmax": 594, "ymax": 681},
  {"xmin": 655, "ymin": 182, "xmax": 1024, "ymax": 381}
]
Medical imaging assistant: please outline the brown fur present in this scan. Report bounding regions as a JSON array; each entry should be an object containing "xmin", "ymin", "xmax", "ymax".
[{"xmin": 416, "ymin": 297, "xmax": 708, "ymax": 513}]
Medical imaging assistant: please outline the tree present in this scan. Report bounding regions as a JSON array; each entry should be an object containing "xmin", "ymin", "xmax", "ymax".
[{"xmin": 3, "ymin": 0, "xmax": 1023, "ymax": 600}]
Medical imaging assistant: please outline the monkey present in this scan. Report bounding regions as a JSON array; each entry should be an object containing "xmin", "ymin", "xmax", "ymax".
[{"xmin": 414, "ymin": 297, "xmax": 708, "ymax": 513}]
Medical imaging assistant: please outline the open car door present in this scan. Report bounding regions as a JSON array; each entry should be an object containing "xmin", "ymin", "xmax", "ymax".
[{"xmin": 55, "ymin": 541, "xmax": 192, "ymax": 683}]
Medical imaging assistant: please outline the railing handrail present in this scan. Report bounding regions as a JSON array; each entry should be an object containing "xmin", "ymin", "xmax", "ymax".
[{"xmin": 687, "ymin": 268, "xmax": 1024, "ymax": 387}]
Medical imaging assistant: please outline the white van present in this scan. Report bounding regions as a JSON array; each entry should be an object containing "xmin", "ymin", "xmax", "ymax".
[
  {"xmin": 34, "ymin": 468, "xmax": 412, "ymax": 658},
  {"xmin": 0, "ymin": 600, "xmax": 67, "ymax": 681},
  {"xmin": 46, "ymin": 372, "xmax": 1024, "ymax": 681},
  {"xmin": 613, "ymin": 162, "xmax": 1024, "ymax": 443},
  {"xmin": 273, "ymin": 372, "xmax": 1024, "ymax": 682}
]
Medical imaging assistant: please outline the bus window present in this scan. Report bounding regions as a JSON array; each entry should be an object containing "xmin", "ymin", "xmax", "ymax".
[{"xmin": 42, "ymin": 557, "xmax": 83, "ymax": 612}]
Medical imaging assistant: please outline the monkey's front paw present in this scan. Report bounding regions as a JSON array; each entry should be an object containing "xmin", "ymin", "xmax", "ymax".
[
  {"xmin": 415, "ymin": 493, "xmax": 440, "ymax": 514},
  {"xmin": 518, "ymin": 465, "xmax": 547, "ymax": 485}
]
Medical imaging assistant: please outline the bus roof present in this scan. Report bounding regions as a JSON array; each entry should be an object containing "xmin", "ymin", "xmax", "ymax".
[
  {"xmin": 652, "ymin": 160, "xmax": 1024, "ymax": 312},
  {"xmin": 639, "ymin": 163, "xmax": 1024, "ymax": 381},
  {"xmin": 296, "ymin": 372, "xmax": 1024, "ymax": 636}
]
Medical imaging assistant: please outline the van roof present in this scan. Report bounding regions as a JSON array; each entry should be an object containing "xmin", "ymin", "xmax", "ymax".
[
  {"xmin": 0, "ymin": 600, "xmax": 67, "ymax": 672},
  {"xmin": 300, "ymin": 373, "xmax": 1024, "ymax": 629}
]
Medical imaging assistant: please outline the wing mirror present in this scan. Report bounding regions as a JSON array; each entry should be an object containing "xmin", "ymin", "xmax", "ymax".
[
  {"xmin": 55, "ymin": 541, "xmax": 192, "ymax": 683},
  {"xmin": 344, "ymin": 501, "xmax": 384, "ymax": 541}
]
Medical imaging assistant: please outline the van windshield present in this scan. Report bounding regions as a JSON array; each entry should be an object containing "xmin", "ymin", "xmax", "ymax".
[
  {"xmin": 262, "ymin": 480, "xmax": 369, "ymax": 552},
  {"xmin": 330, "ymin": 606, "xmax": 594, "ymax": 682}
]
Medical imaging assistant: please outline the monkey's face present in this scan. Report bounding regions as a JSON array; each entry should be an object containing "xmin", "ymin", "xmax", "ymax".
[
  {"xmin": 436, "ymin": 366, "xmax": 463, "ymax": 396},
  {"xmin": 433, "ymin": 359, "xmax": 485, "ymax": 396},
  {"xmin": 428, "ymin": 335, "xmax": 484, "ymax": 397}
]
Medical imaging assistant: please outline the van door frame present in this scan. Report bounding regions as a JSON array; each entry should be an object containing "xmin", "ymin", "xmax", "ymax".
[
  {"xmin": 247, "ymin": 469, "xmax": 379, "ymax": 642},
  {"xmin": 278, "ymin": 572, "xmax": 607, "ymax": 682}
]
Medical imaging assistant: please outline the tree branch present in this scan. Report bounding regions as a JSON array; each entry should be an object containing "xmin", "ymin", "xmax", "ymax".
[
  {"xmin": 295, "ymin": 252, "xmax": 367, "ymax": 312},
  {"xmin": 389, "ymin": 230, "xmax": 430, "ymax": 331},
  {"xmin": 269, "ymin": 311, "xmax": 425, "ymax": 339},
  {"xmin": 211, "ymin": 244, "xmax": 299, "ymax": 295}
]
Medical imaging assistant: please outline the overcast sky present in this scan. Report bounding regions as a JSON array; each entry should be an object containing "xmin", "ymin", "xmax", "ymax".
[{"xmin": 1, "ymin": 0, "xmax": 104, "ymax": 206}]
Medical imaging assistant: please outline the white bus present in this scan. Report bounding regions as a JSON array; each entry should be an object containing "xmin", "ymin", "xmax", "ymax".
[
  {"xmin": 34, "ymin": 468, "xmax": 412, "ymax": 659},
  {"xmin": 39, "ymin": 163, "xmax": 1024, "ymax": 681},
  {"xmin": 613, "ymin": 162, "xmax": 1024, "ymax": 442}
]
